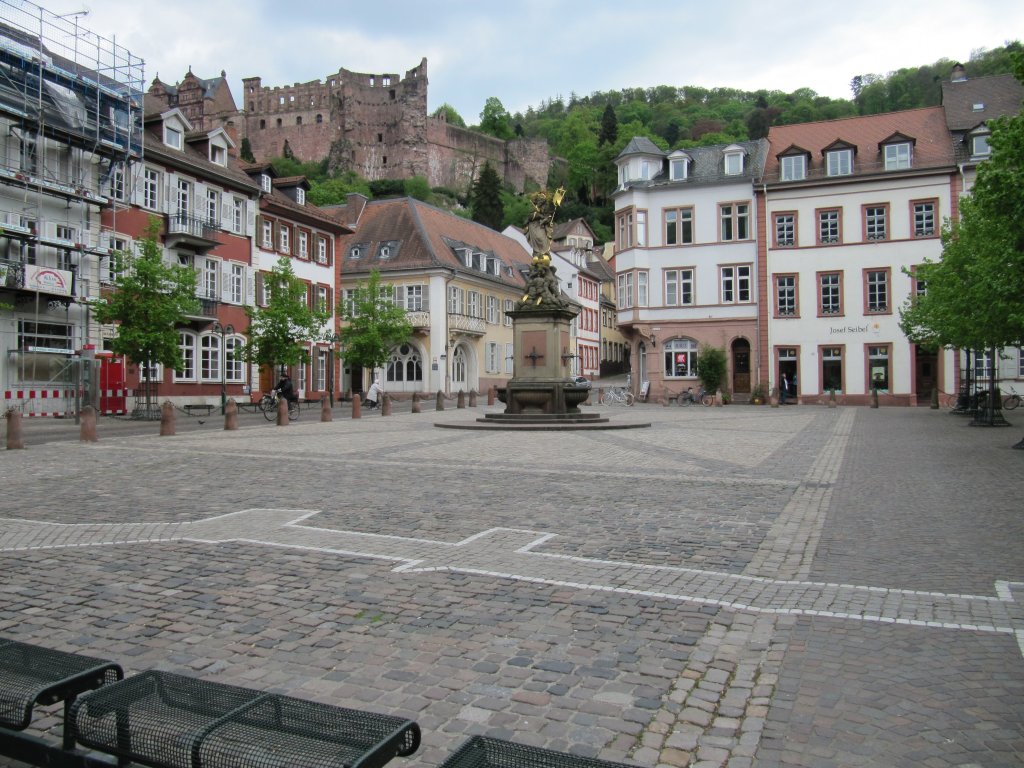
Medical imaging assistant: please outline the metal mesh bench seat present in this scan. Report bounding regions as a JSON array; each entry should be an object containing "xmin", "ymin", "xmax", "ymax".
[
  {"xmin": 69, "ymin": 670, "xmax": 420, "ymax": 768},
  {"xmin": 439, "ymin": 736, "xmax": 636, "ymax": 768},
  {"xmin": 0, "ymin": 637, "xmax": 122, "ymax": 733}
]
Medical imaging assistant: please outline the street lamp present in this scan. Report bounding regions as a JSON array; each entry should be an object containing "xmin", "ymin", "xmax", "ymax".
[
  {"xmin": 328, "ymin": 332, "xmax": 340, "ymax": 407},
  {"xmin": 212, "ymin": 321, "xmax": 234, "ymax": 415}
]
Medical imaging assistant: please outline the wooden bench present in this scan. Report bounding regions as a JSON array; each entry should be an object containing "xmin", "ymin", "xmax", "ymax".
[
  {"xmin": 2, "ymin": 639, "xmax": 420, "ymax": 768},
  {"xmin": 183, "ymin": 404, "xmax": 214, "ymax": 417}
]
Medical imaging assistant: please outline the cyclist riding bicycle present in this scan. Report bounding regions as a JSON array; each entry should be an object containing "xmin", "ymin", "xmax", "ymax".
[{"xmin": 275, "ymin": 374, "xmax": 298, "ymax": 406}]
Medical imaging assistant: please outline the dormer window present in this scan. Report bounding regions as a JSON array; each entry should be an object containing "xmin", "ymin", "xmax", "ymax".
[
  {"xmin": 296, "ymin": 188, "xmax": 306, "ymax": 205},
  {"xmin": 210, "ymin": 145, "xmax": 226, "ymax": 166},
  {"xmin": 972, "ymin": 102, "xmax": 985, "ymax": 112},
  {"xmin": 971, "ymin": 133, "xmax": 991, "ymax": 157},
  {"xmin": 883, "ymin": 142, "xmax": 911, "ymax": 171},
  {"xmin": 669, "ymin": 155, "xmax": 690, "ymax": 181},
  {"xmin": 780, "ymin": 154, "xmax": 807, "ymax": 181},
  {"xmin": 723, "ymin": 147, "xmax": 744, "ymax": 176},
  {"xmin": 260, "ymin": 174, "xmax": 271, "ymax": 193},
  {"xmin": 826, "ymin": 148, "xmax": 853, "ymax": 176},
  {"xmin": 164, "ymin": 126, "xmax": 182, "ymax": 150},
  {"xmin": 349, "ymin": 245, "xmax": 362, "ymax": 259}
]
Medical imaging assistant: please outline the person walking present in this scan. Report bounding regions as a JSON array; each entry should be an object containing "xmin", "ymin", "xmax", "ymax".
[{"xmin": 365, "ymin": 377, "xmax": 382, "ymax": 410}]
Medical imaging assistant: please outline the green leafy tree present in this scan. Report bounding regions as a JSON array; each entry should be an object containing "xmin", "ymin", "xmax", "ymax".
[
  {"xmin": 479, "ymin": 96, "xmax": 514, "ymax": 140},
  {"xmin": 695, "ymin": 344, "xmax": 728, "ymax": 394},
  {"xmin": 240, "ymin": 136, "xmax": 255, "ymax": 163},
  {"xmin": 90, "ymin": 219, "xmax": 200, "ymax": 410},
  {"xmin": 432, "ymin": 103, "xmax": 466, "ymax": 127},
  {"xmin": 404, "ymin": 175, "xmax": 432, "ymax": 202},
  {"xmin": 337, "ymin": 269, "xmax": 414, "ymax": 376},
  {"xmin": 244, "ymin": 256, "xmax": 330, "ymax": 377},
  {"xmin": 470, "ymin": 161, "xmax": 504, "ymax": 230}
]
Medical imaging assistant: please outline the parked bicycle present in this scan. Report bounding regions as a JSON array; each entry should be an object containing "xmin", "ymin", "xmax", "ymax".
[
  {"xmin": 602, "ymin": 386, "xmax": 634, "ymax": 406},
  {"xmin": 1004, "ymin": 392, "xmax": 1021, "ymax": 410},
  {"xmin": 677, "ymin": 386, "xmax": 714, "ymax": 407},
  {"xmin": 259, "ymin": 390, "xmax": 300, "ymax": 421}
]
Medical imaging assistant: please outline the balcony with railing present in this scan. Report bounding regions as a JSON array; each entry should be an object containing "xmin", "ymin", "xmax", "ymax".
[
  {"xmin": 166, "ymin": 213, "xmax": 218, "ymax": 250},
  {"xmin": 449, "ymin": 313, "xmax": 486, "ymax": 336}
]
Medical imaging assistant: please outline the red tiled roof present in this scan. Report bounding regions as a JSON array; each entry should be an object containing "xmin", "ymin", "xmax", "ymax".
[
  {"xmin": 764, "ymin": 107, "xmax": 955, "ymax": 181},
  {"xmin": 338, "ymin": 198, "xmax": 531, "ymax": 288}
]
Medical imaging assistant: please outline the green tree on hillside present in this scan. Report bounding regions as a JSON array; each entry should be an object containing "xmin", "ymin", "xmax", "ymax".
[
  {"xmin": 432, "ymin": 103, "xmax": 466, "ymax": 127},
  {"xmin": 470, "ymin": 162, "xmax": 504, "ymax": 230},
  {"xmin": 479, "ymin": 96, "xmax": 514, "ymax": 140},
  {"xmin": 598, "ymin": 104, "xmax": 618, "ymax": 146}
]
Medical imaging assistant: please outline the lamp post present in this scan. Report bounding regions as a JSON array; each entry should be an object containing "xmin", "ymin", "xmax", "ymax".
[{"xmin": 212, "ymin": 321, "xmax": 234, "ymax": 415}]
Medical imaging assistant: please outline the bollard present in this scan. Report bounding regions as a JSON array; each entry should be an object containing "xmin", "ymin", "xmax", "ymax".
[
  {"xmin": 596, "ymin": 387, "xmax": 603, "ymax": 405},
  {"xmin": 5, "ymin": 409, "xmax": 24, "ymax": 450},
  {"xmin": 224, "ymin": 399, "xmax": 239, "ymax": 430},
  {"xmin": 277, "ymin": 397, "xmax": 289, "ymax": 426},
  {"xmin": 487, "ymin": 386, "xmax": 495, "ymax": 406},
  {"xmin": 352, "ymin": 393, "xmax": 362, "ymax": 419},
  {"xmin": 436, "ymin": 390, "xmax": 445, "ymax": 411},
  {"xmin": 80, "ymin": 405, "xmax": 98, "ymax": 442},
  {"xmin": 930, "ymin": 386, "xmax": 939, "ymax": 410},
  {"xmin": 320, "ymin": 395, "xmax": 333, "ymax": 422},
  {"xmin": 469, "ymin": 390, "xmax": 477, "ymax": 407},
  {"xmin": 770, "ymin": 386, "xmax": 779, "ymax": 408},
  {"xmin": 457, "ymin": 390, "xmax": 466, "ymax": 409},
  {"xmin": 411, "ymin": 391, "xmax": 421, "ymax": 414},
  {"xmin": 870, "ymin": 388, "xmax": 879, "ymax": 409},
  {"xmin": 160, "ymin": 401, "xmax": 176, "ymax": 436},
  {"xmin": 381, "ymin": 393, "xmax": 392, "ymax": 416},
  {"xmin": 715, "ymin": 389, "xmax": 723, "ymax": 408}
]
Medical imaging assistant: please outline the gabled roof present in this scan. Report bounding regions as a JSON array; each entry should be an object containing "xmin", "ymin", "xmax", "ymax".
[
  {"xmin": 337, "ymin": 198, "xmax": 532, "ymax": 287},
  {"xmin": 764, "ymin": 107, "xmax": 955, "ymax": 181},
  {"xmin": 142, "ymin": 129, "xmax": 259, "ymax": 194},
  {"xmin": 553, "ymin": 217, "xmax": 596, "ymax": 243},
  {"xmin": 941, "ymin": 73, "xmax": 1024, "ymax": 131}
]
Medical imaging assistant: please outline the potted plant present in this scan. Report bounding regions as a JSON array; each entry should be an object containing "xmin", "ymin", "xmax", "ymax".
[{"xmin": 750, "ymin": 383, "xmax": 766, "ymax": 405}]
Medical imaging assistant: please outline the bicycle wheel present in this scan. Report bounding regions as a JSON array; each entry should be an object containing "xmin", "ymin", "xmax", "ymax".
[
  {"xmin": 700, "ymin": 393, "xmax": 714, "ymax": 406},
  {"xmin": 260, "ymin": 395, "xmax": 276, "ymax": 421},
  {"xmin": 288, "ymin": 400, "xmax": 300, "ymax": 420},
  {"xmin": 677, "ymin": 394, "xmax": 689, "ymax": 406},
  {"xmin": 602, "ymin": 391, "xmax": 614, "ymax": 406},
  {"xmin": 1004, "ymin": 394, "xmax": 1021, "ymax": 410},
  {"xmin": 624, "ymin": 393, "xmax": 635, "ymax": 406}
]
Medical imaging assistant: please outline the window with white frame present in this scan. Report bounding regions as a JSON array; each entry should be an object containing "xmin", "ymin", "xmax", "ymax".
[
  {"xmin": 819, "ymin": 209, "xmax": 840, "ymax": 244},
  {"xmin": 617, "ymin": 272, "xmax": 634, "ymax": 309},
  {"xmin": 637, "ymin": 271, "xmax": 648, "ymax": 307},
  {"xmin": 261, "ymin": 220, "xmax": 273, "ymax": 248},
  {"xmin": 297, "ymin": 188, "xmax": 306, "ymax": 206},
  {"xmin": 616, "ymin": 211, "xmax": 634, "ymax": 250},
  {"xmin": 775, "ymin": 213, "xmax": 795, "ymax": 246},
  {"xmin": 225, "ymin": 336, "xmax": 243, "ymax": 382},
  {"xmin": 487, "ymin": 295, "xmax": 499, "ymax": 324},
  {"xmin": 505, "ymin": 342, "xmax": 514, "ymax": 373},
  {"xmin": 297, "ymin": 362, "xmax": 306, "ymax": 393},
  {"xmin": 826, "ymin": 149, "xmax": 853, "ymax": 176},
  {"xmin": 232, "ymin": 198, "xmax": 243, "ymax": 233},
  {"xmin": 203, "ymin": 260, "xmax": 218, "ymax": 299},
  {"xmin": 670, "ymin": 157, "xmax": 689, "ymax": 180},
  {"xmin": 165, "ymin": 125, "xmax": 182, "ymax": 149},
  {"xmin": 720, "ymin": 265, "xmax": 751, "ymax": 303},
  {"xmin": 913, "ymin": 201, "xmax": 935, "ymax": 237},
  {"xmin": 176, "ymin": 179, "xmax": 190, "ymax": 216},
  {"xmin": 780, "ymin": 155, "xmax": 806, "ymax": 181},
  {"xmin": 486, "ymin": 342, "xmax": 500, "ymax": 373},
  {"xmin": 866, "ymin": 269, "xmax": 889, "ymax": 313},
  {"xmin": 230, "ymin": 263, "xmax": 244, "ymax": 304},
  {"xmin": 819, "ymin": 272, "xmax": 842, "ymax": 315},
  {"xmin": 298, "ymin": 231, "xmax": 308, "ymax": 259},
  {"xmin": 1018, "ymin": 347, "xmax": 1024, "ymax": 378},
  {"xmin": 109, "ymin": 164, "xmax": 126, "ymax": 200},
  {"xmin": 971, "ymin": 133, "xmax": 990, "ymax": 157},
  {"xmin": 342, "ymin": 288, "xmax": 357, "ymax": 316},
  {"xmin": 884, "ymin": 143, "xmax": 911, "ymax": 170},
  {"xmin": 467, "ymin": 291, "xmax": 481, "ymax": 318},
  {"xmin": 724, "ymin": 152, "xmax": 743, "ymax": 175},
  {"xmin": 448, "ymin": 285, "xmax": 464, "ymax": 314},
  {"xmin": 665, "ymin": 268, "xmax": 693, "ymax": 306},
  {"xmin": 636, "ymin": 211, "xmax": 647, "ymax": 247},
  {"xmin": 316, "ymin": 236, "xmax": 328, "ymax": 264},
  {"xmin": 206, "ymin": 189, "xmax": 219, "ymax": 226},
  {"xmin": 720, "ymin": 203, "xmax": 750, "ymax": 241},
  {"xmin": 279, "ymin": 224, "xmax": 290, "ymax": 253},
  {"xmin": 504, "ymin": 299, "xmax": 514, "ymax": 326},
  {"xmin": 973, "ymin": 350, "xmax": 993, "ymax": 379},
  {"xmin": 200, "ymin": 335, "xmax": 220, "ymax": 381},
  {"xmin": 210, "ymin": 144, "xmax": 226, "ymax": 166},
  {"xmin": 175, "ymin": 332, "xmax": 196, "ymax": 381},
  {"xmin": 105, "ymin": 237, "xmax": 129, "ymax": 283},
  {"xmin": 396, "ymin": 284, "xmax": 424, "ymax": 311},
  {"xmin": 316, "ymin": 285, "xmax": 329, "ymax": 313},
  {"xmin": 316, "ymin": 350, "xmax": 327, "ymax": 391},
  {"xmin": 665, "ymin": 207, "xmax": 693, "ymax": 245},
  {"xmin": 143, "ymin": 168, "xmax": 160, "ymax": 210},
  {"xmin": 260, "ymin": 174, "xmax": 271, "ymax": 193},
  {"xmin": 865, "ymin": 206, "xmax": 887, "ymax": 240},
  {"xmin": 386, "ymin": 344, "xmax": 422, "ymax": 383},
  {"xmin": 776, "ymin": 275, "xmax": 797, "ymax": 317},
  {"xmin": 664, "ymin": 338, "xmax": 699, "ymax": 377}
]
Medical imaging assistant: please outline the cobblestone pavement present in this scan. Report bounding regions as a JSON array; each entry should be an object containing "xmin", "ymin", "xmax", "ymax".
[{"xmin": 1, "ymin": 403, "xmax": 1023, "ymax": 767}]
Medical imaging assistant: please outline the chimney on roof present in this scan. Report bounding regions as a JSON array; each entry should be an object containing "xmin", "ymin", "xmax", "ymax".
[{"xmin": 951, "ymin": 63, "xmax": 967, "ymax": 82}]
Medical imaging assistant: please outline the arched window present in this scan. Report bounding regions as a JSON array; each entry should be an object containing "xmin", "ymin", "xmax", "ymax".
[
  {"xmin": 200, "ymin": 334, "xmax": 220, "ymax": 381},
  {"xmin": 175, "ymin": 332, "xmax": 196, "ymax": 381},
  {"xmin": 452, "ymin": 347, "xmax": 467, "ymax": 386},
  {"xmin": 225, "ymin": 336, "xmax": 244, "ymax": 382},
  {"xmin": 664, "ymin": 338, "xmax": 699, "ymax": 378},
  {"xmin": 386, "ymin": 344, "xmax": 423, "ymax": 383}
]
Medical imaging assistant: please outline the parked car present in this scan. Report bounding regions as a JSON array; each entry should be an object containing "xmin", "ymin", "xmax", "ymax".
[{"xmin": 572, "ymin": 376, "xmax": 591, "ymax": 389}]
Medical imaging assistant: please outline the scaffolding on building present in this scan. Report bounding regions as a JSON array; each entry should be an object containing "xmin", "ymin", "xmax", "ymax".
[{"xmin": 0, "ymin": 0, "xmax": 143, "ymax": 415}]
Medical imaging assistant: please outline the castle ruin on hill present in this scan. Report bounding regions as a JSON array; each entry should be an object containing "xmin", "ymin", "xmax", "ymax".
[{"xmin": 148, "ymin": 59, "xmax": 552, "ymax": 193}]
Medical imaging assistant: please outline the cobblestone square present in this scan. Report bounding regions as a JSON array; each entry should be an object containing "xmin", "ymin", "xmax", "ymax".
[{"xmin": 1, "ymin": 404, "xmax": 1022, "ymax": 766}]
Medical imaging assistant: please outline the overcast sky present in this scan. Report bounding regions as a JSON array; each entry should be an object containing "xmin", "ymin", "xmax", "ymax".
[{"xmin": 34, "ymin": 0, "xmax": 1024, "ymax": 123}]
